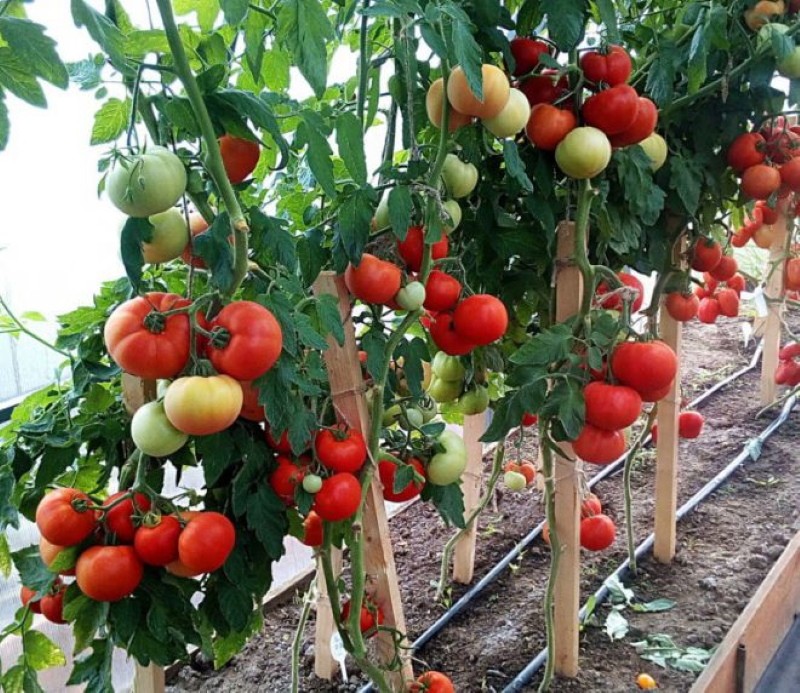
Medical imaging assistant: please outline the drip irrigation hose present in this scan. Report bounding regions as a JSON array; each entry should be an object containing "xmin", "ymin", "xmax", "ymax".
[
  {"xmin": 503, "ymin": 393, "xmax": 798, "ymax": 692},
  {"xmin": 358, "ymin": 341, "xmax": 764, "ymax": 693}
]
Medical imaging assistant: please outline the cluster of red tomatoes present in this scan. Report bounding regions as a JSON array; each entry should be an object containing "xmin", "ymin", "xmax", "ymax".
[
  {"xmin": 775, "ymin": 342, "xmax": 800, "ymax": 386},
  {"xmin": 544, "ymin": 492, "xmax": 617, "ymax": 552},
  {"xmin": 21, "ymin": 488, "xmax": 235, "ymax": 616},
  {"xmin": 594, "ymin": 271, "xmax": 645, "ymax": 312}
]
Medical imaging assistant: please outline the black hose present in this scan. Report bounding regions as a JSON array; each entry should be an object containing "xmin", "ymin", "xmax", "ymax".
[
  {"xmin": 503, "ymin": 393, "xmax": 797, "ymax": 692},
  {"xmin": 358, "ymin": 341, "xmax": 764, "ymax": 693}
]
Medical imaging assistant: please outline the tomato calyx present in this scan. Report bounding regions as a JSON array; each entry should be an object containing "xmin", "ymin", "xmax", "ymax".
[
  {"xmin": 207, "ymin": 325, "xmax": 232, "ymax": 349},
  {"xmin": 142, "ymin": 310, "xmax": 168, "ymax": 334}
]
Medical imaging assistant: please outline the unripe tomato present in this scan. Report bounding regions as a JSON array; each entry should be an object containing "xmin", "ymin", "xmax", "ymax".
[
  {"xmin": 482, "ymin": 88, "xmax": 530, "ymax": 138},
  {"xmin": 134, "ymin": 515, "xmax": 181, "ymax": 566},
  {"xmin": 665, "ymin": 292, "xmax": 699, "ymax": 322},
  {"xmin": 178, "ymin": 512, "xmax": 236, "ymax": 574},
  {"xmin": 313, "ymin": 473, "xmax": 362, "ymax": 522},
  {"xmin": 453, "ymin": 294, "xmax": 508, "ymax": 346},
  {"xmin": 525, "ymin": 104, "xmax": 577, "ymax": 151},
  {"xmin": 580, "ymin": 45, "xmax": 632, "ymax": 86},
  {"xmin": 504, "ymin": 470, "xmax": 527, "ymax": 491},
  {"xmin": 584, "ymin": 382, "xmax": 642, "ymax": 431},
  {"xmin": 131, "ymin": 400, "xmax": 188, "ymax": 457},
  {"xmin": 302, "ymin": 473, "xmax": 323, "ymax": 494},
  {"xmin": 446, "ymin": 64, "xmax": 510, "ymax": 119},
  {"xmin": 424, "ymin": 270, "xmax": 461, "ymax": 312},
  {"xmin": 76, "ymin": 546, "xmax": 144, "ymax": 602},
  {"xmin": 581, "ymin": 85, "xmax": 639, "ymax": 135},
  {"xmin": 141, "ymin": 208, "xmax": 190, "ymax": 264},
  {"xmin": 580, "ymin": 514, "xmax": 617, "ymax": 551},
  {"xmin": 456, "ymin": 385, "xmax": 490, "ymax": 415},
  {"xmin": 638, "ymin": 132, "xmax": 668, "ymax": 171},
  {"xmin": 344, "ymin": 253, "xmax": 402, "ymax": 305},
  {"xmin": 428, "ymin": 430, "xmax": 467, "ymax": 485},
  {"xmin": 164, "ymin": 375, "xmax": 243, "ymax": 435},
  {"xmin": 442, "ymin": 199, "xmax": 462, "ymax": 234},
  {"xmin": 36, "ymin": 488, "xmax": 97, "ymax": 547},
  {"xmin": 555, "ymin": 127, "xmax": 613, "ymax": 179},
  {"xmin": 504, "ymin": 460, "xmax": 537, "ymax": 485},
  {"xmin": 396, "ymin": 281, "xmax": 427, "ymax": 311},
  {"xmin": 314, "ymin": 427, "xmax": 367, "ymax": 474},
  {"xmin": 441, "ymin": 154, "xmax": 479, "ymax": 199},
  {"xmin": 106, "ymin": 146, "xmax": 186, "ymax": 218},
  {"xmin": 572, "ymin": 425, "xmax": 626, "ymax": 465},
  {"xmin": 218, "ymin": 134, "xmax": 260, "ymax": 184},
  {"xmin": 690, "ymin": 239, "xmax": 723, "ymax": 272},
  {"xmin": 426, "ymin": 78, "xmax": 472, "ymax": 131},
  {"xmin": 378, "ymin": 456, "xmax": 426, "ymax": 502},
  {"xmin": 431, "ymin": 351, "xmax": 466, "ymax": 381},
  {"xmin": 103, "ymin": 491, "xmax": 152, "ymax": 543},
  {"xmin": 427, "ymin": 376, "xmax": 463, "ymax": 403},
  {"xmin": 397, "ymin": 226, "xmax": 449, "ymax": 272}
]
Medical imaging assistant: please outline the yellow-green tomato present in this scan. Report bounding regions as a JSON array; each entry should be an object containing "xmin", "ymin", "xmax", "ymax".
[
  {"xmin": 428, "ymin": 430, "xmax": 467, "ymax": 485},
  {"xmin": 396, "ymin": 281, "xmax": 426, "ymax": 311},
  {"xmin": 441, "ymin": 154, "xmax": 478, "ymax": 198},
  {"xmin": 382, "ymin": 404, "xmax": 402, "ymax": 427},
  {"xmin": 107, "ymin": 146, "xmax": 187, "ymax": 217},
  {"xmin": 555, "ymin": 127, "xmax": 612, "ymax": 179},
  {"xmin": 142, "ymin": 208, "xmax": 190, "ymax": 264},
  {"xmin": 637, "ymin": 133, "xmax": 668, "ymax": 171},
  {"xmin": 399, "ymin": 407, "xmax": 424, "ymax": 430},
  {"xmin": 131, "ymin": 401, "xmax": 188, "ymax": 457},
  {"xmin": 504, "ymin": 470, "xmax": 527, "ymax": 492},
  {"xmin": 373, "ymin": 193, "xmax": 390, "ymax": 231},
  {"xmin": 457, "ymin": 385, "xmax": 490, "ymax": 415},
  {"xmin": 302, "ymin": 474, "xmax": 323, "ymax": 494},
  {"xmin": 427, "ymin": 377, "xmax": 462, "ymax": 403},
  {"xmin": 432, "ymin": 351, "xmax": 466, "ymax": 381},
  {"xmin": 482, "ymin": 88, "xmax": 531, "ymax": 138},
  {"xmin": 442, "ymin": 199, "xmax": 462, "ymax": 235}
]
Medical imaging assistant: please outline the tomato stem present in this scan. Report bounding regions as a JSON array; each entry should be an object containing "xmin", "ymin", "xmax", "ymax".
[
  {"xmin": 538, "ymin": 433, "xmax": 560, "ymax": 693},
  {"xmin": 0, "ymin": 292, "xmax": 70, "ymax": 359},
  {"xmin": 574, "ymin": 178, "xmax": 596, "ymax": 323},
  {"xmin": 290, "ymin": 583, "xmax": 315, "ymax": 693}
]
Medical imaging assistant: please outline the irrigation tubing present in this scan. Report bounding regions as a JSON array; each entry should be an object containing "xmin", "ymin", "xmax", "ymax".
[
  {"xmin": 358, "ymin": 341, "xmax": 764, "ymax": 693},
  {"xmin": 503, "ymin": 392, "xmax": 798, "ymax": 692}
]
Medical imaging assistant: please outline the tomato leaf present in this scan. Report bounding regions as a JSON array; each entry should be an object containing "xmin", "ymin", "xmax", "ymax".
[
  {"xmin": 12, "ymin": 547, "xmax": 56, "ymax": 594},
  {"xmin": 245, "ymin": 484, "xmax": 288, "ymax": 559},
  {"xmin": 313, "ymin": 294, "xmax": 345, "ymax": 347},
  {"xmin": 388, "ymin": 186, "xmax": 413, "ymax": 241},
  {"xmin": 197, "ymin": 431, "xmax": 236, "ymax": 487},
  {"xmin": 212, "ymin": 609, "xmax": 263, "ymax": 668},
  {"xmin": 613, "ymin": 148, "xmax": 665, "ymax": 226},
  {"xmin": 1, "ymin": 665, "xmax": 25, "ymax": 693},
  {"xmin": 394, "ymin": 337, "xmax": 428, "ymax": 397},
  {"xmin": 541, "ymin": 0, "xmax": 587, "ymax": 52},
  {"xmin": 604, "ymin": 608, "xmax": 629, "ymax": 642},
  {"xmin": 90, "ymin": 97, "xmax": 130, "ymax": 145},
  {"xmin": 687, "ymin": 24, "xmax": 707, "ymax": 94},
  {"xmin": 220, "ymin": 0, "xmax": 248, "ymax": 24},
  {"xmin": 298, "ymin": 111, "xmax": 336, "ymax": 197},
  {"xmin": 119, "ymin": 217, "xmax": 150, "ymax": 293},
  {"xmin": 276, "ymin": 0, "xmax": 333, "ymax": 98},
  {"xmin": 0, "ymin": 48, "xmax": 46, "ymax": 107},
  {"xmin": 0, "ymin": 17, "xmax": 68, "ymax": 89},
  {"xmin": 393, "ymin": 462, "xmax": 416, "ymax": 493},
  {"xmin": 503, "ymin": 140, "xmax": 534, "ymax": 192},
  {"xmin": 644, "ymin": 39, "xmax": 678, "ymax": 106},
  {"xmin": 592, "ymin": 0, "xmax": 620, "ymax": 44},
  {"xmin": 336, "ymin": 112, "xmax": 367, "ymax": 186},
  {"xmin": 0, "ymin": 462, "xmax": 19, "ymax": 530},
  {"xmin": 361, "ymin": 328, "xmax": 389, "ymax": 382},
  {"xmin": 669, "ymin": 155, "xmax": 703, "ymax": 215},
  {"xmin": 70, "ymin": 0, "xmax": 129, "ymax": 74},
  {"xmin": 443, "ymin": 4, "xmax": 483, "ymax": 101},
  {"xmin": 65, "ymin": 590, "xmax": 109, "ymax": 654},
  {"xmin": 195, "ymin": 213, "xmax": 235, "ymax": 293},
  {"xmin": 336, "ymin": 186, "xmax": 376, "ymax": 264},
  {"xmin": 0, "ymin": 532, "xmax": 10, "ymax": 579},
  {"xmin": 0, "ymin": 93, "xmax": 8, "ymax": 151},
  {"xmin": 23, "ymin": 631, "xmax": 66, "ymax": 671},
  {"xmin": 511, "ymin": 324, "xmax": 573, "ymax": 366},
  {"xmin": 632, "ymin": 598, "xmax": 676, "ymax": 613},
  {"xmin": 421, "ymin": 482, "xmax": 465, "ymax": 528}
]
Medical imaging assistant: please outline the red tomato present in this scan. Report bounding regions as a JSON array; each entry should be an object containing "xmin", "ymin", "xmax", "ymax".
[
  {"xmin": 39, "ymin": 537, "xmax": 76, "ymax": 576},
  {"xmin": 690, "ymin": 239, "xmax": 723, "ymax": 272},
  {"xmin": 397, "ymin": 226, "xmax": 449, "ymax": 272},
  {"xmin": 525, "ymin": 104, "xmax": 577, "ymax": 151},
  {"xmin": 178, "ymin": 512, "xmax": 236, "ymax": 574},
  {"xmin": 678, "ymin": 411, "xmax": 704, "ymax": 439},
  {"xmin": 378, "ymin": 457, "xmax": 426, "ymax": 502},
  {"xmin": 727, "ymin": 273, "xmax": 747, "ymax": 294},
  {"xmin": 103, "ymin": 492, "xmax": 151, "ymax": 544},
  {"xmin": 780, "ymin": 157, "xmax": 800, "ymax": 192},
  {"xmin": 764, "ymin": 127, "xmax": 800, "ymax": 163},
  {"xmin": 411, "ymin": 671, "xmax": 455, "ymax": 693},
  {"xmin": 269, "ymin": 456, "xmax": 308, "ymax": 504},
  {"xmin": 775, "ymin": 359, "xmax": 800, "ymax": 385},
  {"xmin": 779, "ymin": 342, "xmax": 800, "ymax": 360},
  {"xmin": 580, "ymin": 492, "xmax": 602, "ymax": 518},
  {"xmin": 639, "ymin": 382, "xmax": 673, "ymax": 403},
  {"xmin": 76, "ymin": 546, "xmax": 144, "ymax": 602},
  {"xmin": 103, "ymin": 293, "xmax": 190, "ymax": 379},
  {"xmin": 134, "ymin": 515, "xmax": 181, "ymax": 566},
  {"xmin": 717, "ymin": 288, "xmax": 740, "ymax": 317},
  {"xmin": 727, "ymin": 133, "xmax": 766, "ymax": 172},
  {"xmin": 509, "ymin": 37, "xmax": 552, "ymax": 76},
  {"xmin": 572, "ymin": 425, "xmax": 626, "ymax": 464},
  {"xmin": 581, "ymin": 85, "xmax": 639, "ymax": 135},
  {"xmin": 584, "ymin": 382, "xmax": 642, "ymax": 431},
  {"xmin": 519, "ymin": 70, "xmax": 569, "ymax": 106},
  {"xmin": 741, "ymin": 164, "xmax": 781, "ymax": 200},
  {"xmin": 504, "ymin": 460, "xmax": 537, "ymax": 485},
  {"xmin": 786, "ymin": 258, "xmax": 800, "ymax": 290},
  {"xmin": 341, "ymin": 597, "xmax": 384, "ymax": 636},
  {"xmin": 314, "ymin": 427, "xmax": 367, "ymax": 473},
  {"xmin": 698, "ymin": 297, "xmax": 721, "ymax": 324},
  {"xmin": 301, "ymin": 511, "xmax": 323, "ymax": 547},
  {"xmin": 165, "ymin": 558, "xmax": 204, "ymax": 578},
  {"xmin": 313, "ymin": 473, "xmax": 362, "ymax": 522},
  {"xmin": 756, "ymin": 199, "xmax": 780, "ymax": 224},
  {"xmin": 206, "ymin": 301, "xmax": 282, "ymax": 381},
  {"xmin": 521, "ymin": 412, "xmax": 539, "ymax": 426},
  {"xmin": 429, "ymin": 311, "xmax": 475, "ymax": 356},
  {"xmin": 665, "ymin": 292, "xmax": 699, "ymax": 322},
  {"xmin": 424, "ymin": 270, "xmax": 462, "ymax": 312},
  {"xmin": 238, "ymin": 380, "xmax": 264, "ymax": 422},
  {"xmin": 610, "ymin": 340, "xmax": 678, "ymax": 396},
  {"xmin": 452, "ymin": 294, "xmax": 508, "ymax": 346},
  {"xmin": 580, "ymin": 45, "xmax": 632, "ymax": 86},
  {"xmin": 36, "ymin": 488, "xmax": 97, "ymax": 547},
  {"xmin": 20, "ymin": 586, "xmax": 42, "ymax": 614},
  {"xmin": 344, "ymin": 254, "xmax": 402, "ymax": 305},
  {"xmin": 40, "ymin": 583, "xmax": 67, "ymax": 624},
  {"xmin": 595, "ymin": 272, "xmax": 644, "ymax": 311},
  {"xmin": 580, "ymin": 514, "xmax": 616, "ymax": 551},
  {"xmin": 608, "ymin": 97, "xmax": 658, "ymax": 148},
  {"xmin": 709, "ymin": 255, "xmax": 738, "ymax": 282},
  {"xmin": 218, "ymin": 134, "xmax": 260, "ymax": 184}
]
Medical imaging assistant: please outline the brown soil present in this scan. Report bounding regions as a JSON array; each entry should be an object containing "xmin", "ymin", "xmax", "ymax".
[{"xmin": 168, "ymin": 317, "xmax": 800, "ymax": 693}]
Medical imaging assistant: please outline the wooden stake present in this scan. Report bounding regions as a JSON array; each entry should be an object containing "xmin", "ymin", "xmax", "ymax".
[
  {"xmin": 760, "ymin": 214, "xmax": 788, "ymax": 406},
  {"xmin": 312, "ymin": 272, "xmax": 413, "ymax": 686},
  {"xmin": 313, "ymin": 550, "xmax": 342, "ymax": 680},
  {"xmin": 452, "ymin": 412, "xmax": 486, "ymax": 584},
  {"xmin": 552, "ymin": 221, "xmax": 582, "ymax": 677},
  {"xmin": 133, "ymin": 664, "xmax": 165, "ymax": 693}
]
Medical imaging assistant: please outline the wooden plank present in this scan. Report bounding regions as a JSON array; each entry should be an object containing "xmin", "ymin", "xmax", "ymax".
[
  {"xmin": 133, "ymin": 664, "xmax": 165, "ymax": 693},
  {"xmin": 452, "ymin": 412, "xmax": 487, "ymax": 584},
  {"xmin": 552, "ymin": 220, "xmax": 583, "ymax": 677},
  {"xmin": 312, "ymin": 272, "xmax": 413, "ymax": 686},
  {"xmin": 691, "ymin": 531, "xmax": 800, "ymax": 693},
  {"xmin": 760, "ymin": 213, "xmax": 788, "ymax": 406}
]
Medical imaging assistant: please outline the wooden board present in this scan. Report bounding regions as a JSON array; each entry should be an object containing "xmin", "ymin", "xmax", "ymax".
[
  {"xmin": 133, "ymin": 663, "xmax": 165, "ymax": 693},
  {"xmin": 452, "ymin": 412, "xmax": 487, "ymax": 584},
  {"xmin": 552, "ymin": 220, "xmax": 583, "ymax": 677},
  {"xmin": 691, "ymin": 531, "xmax": 800, "ymax": 693},
  {"xmin": 760, "ymin": 214, "xmax": 788, "ymax": 406},
  {"xmin": 312, "ymin": 272, "xmax": 413, "ymax": 686}
]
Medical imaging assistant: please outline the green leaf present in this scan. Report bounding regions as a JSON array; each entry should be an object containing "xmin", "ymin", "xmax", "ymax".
[
  {"xmin": 336, "ymin": 112, "xmax": 367, "ymax": 185},
  {"xmin": 220, "ymin": 0, "xmax": 248, "ymax": 24},
  {"xmin": 313, "ymin": 293, "xmax": 345, "ymax": 346},
  {"xmin": 12, "ymin": 547, "xmax": 56, "ymax": 594},
  {"xmin": 212, "ymin": 609, "xmax": 262, "ymax": 668},
  {"xmin": 23, "ymin": 630, "xmax": 66, "ymax": 670},
  {"xmin": 66, "ymin": 639, "xmax": 114, "ymax": 692},
  {"xmin": 448, "ymin": 10, "xmax": 483, "ymax": 101},
  {"xmin": 125, "ymin": 29, "xmax": 170, "ymax": 58},
  {"xmin": 421, "ymin": 482, "xmax": 465, "ymax": 528},
  {"xmin": 669, "ymin": 155, "xmax": 703, "ymax": 215},
  {"xmin": 1, "ymin": 666, "xmax": 24, "ymax": 693},
  {"xmin": 246, "ymin": 483, "xmax": 288, "ymax": 560},
  {"xmin": 70, "ymin": 0, "xmax": 129, "ymax": 73},
  {"xmin": 645, "ymin": 40, "xmax": 677, "ymax": 106},
  {"xmin": 614, "ymin": 148, "xmax": 665, "ymax": 226},
  {"xmin": 542, "ymin": 0, "xmax": 587, "ymax": 51},
  {"xmin": 388, "ymin": 186, "xmax": 413, "ymax": 240},
  {"xmin": 0, "ymin": 93, "xmax": 8, "ymax": 151},
  {"xmin": 0, "ymin": 48, "xmax": 45, "ymax": 106},
  {"xmin": 276, "ymin": 0, "xmax": 333, "ymax": 98},
  {"xmin": 66, "ymin": 593, "xmax": 109, "ymax": 654},
  {"xmin": 0, "ymin": 532, "xmax": 10, "ymax": 578},
  {"xmin": 47, "ymin": 545, "xmax": 80, "ymax": 575},
  {"xmin": 243, "ymin": 10, "xmax": 267, "ymax": 77},
  {"xmin": 299, "ymin": 112, "xmax": 335, "ymax": 197},
  {"xmin": 194, "ymin": 212, "xmax": 235, "ymax": 293},
  {"xmin": 511, "ymin": 323, "xmax": 573, "ymax": 366},
  {"xmin": 249, "ymin": 208, "xmax": 297, "ymax": 271},
  {"xmin": 604, "ymin": 609, "xmax": 629, "ymax": 641},
  {"xmin": 197, "ymin": 431, "xmax": 236, "ymax": 487},
  {"xmin": 119, "ymin": 217, "xmax": 149, "ymax": 293},
  {"xmin": 633, "ymin": 598, "xmax": 677, "ymax": 613},
  {"xmin": 593, "ymin": 0, "xmax": 619, "ymax": 44},
  {"xmin": 0, "ymin": 18, "xmax": 68, "ymax": 88},
  {"xmin": 687, "ymin": 25, "xmax": 707, "ymax": 94},
  {"xmin": 503, "ymin": 140, "xmax": 534, "ymax": 192},
  {"xmin": 337, "ymin": 186, "xmax": 376, "ymax": 262}
]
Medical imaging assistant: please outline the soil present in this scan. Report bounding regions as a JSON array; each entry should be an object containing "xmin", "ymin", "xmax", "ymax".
[{"xmin": 168, "ymin": 317, "xmax": 800, "ymax": 693}]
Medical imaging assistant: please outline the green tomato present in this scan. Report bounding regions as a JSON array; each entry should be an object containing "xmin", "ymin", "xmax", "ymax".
[
  {"xmin": 382, "ymin": 404, "xmax": 402, "ymax": 427},
  {"xmin": 555, "ymin": 127, "xmax": 612, "ymax": 179},
  {"xmin": 141, "ymin": 208, "xmax": 190, "ymax": 264},
  {"xmin": 504, "ymin": 470, "xmax": 527, "ymax": 492},
  {"xmin": 302, "ymin": 474, "xmax": 323, "ymax": 494},
  {"xmin": 396, "ymin": 281, "xmax": 426, "ymax": 311},
  {"xmin": 441, "ymin": 154, "xmax": 478, "ymax": 199},
  {"xmin": 107, "ymin": 146, "xmax": 187, "ymax": 218},
  {"xmin": 431, "ymin": 351, "xmax": 466, "ymax": 381},
  {"xmin": 374, "ymin": 193, "xmax": 390, "ymax": 231},
  {"xmin": 778, "ymin": 46, "xmax": 800, "ymax": 78},
  {"xmin": 637, "ymin": 133, "xmax": 668, "ymax": 172},
  {"xmin": 400, "ymin": 407, "xmax": 424, "ymax": 430},
  {"xmin": 442, "ymin": 199, "xmax": 462, "ymax": 235},
  {"xmin": 428, "ymin": 429, "xmax": 467, "ymax": 485},
  {"xmin": 481, "ymin": 88, "xmax": 530, "ymax": 138},
  {"xmin": 427, "ymin": 376, "xmax": 462, "ymax": 403},
  {"xmin": 457, "ymin": 385, "xmax": 490, "ymax": 415},
  {"xmin": 131, "ymin": 401, "xmax": 188, "ymax": 457}
]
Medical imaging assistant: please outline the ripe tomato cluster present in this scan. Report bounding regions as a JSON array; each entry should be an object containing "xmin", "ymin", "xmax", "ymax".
[
  {"xmin": 594, "ymin": 272, "xmax": 645, "ymax": 312},
  {"xmin": 693, "ymin": 271, "xmax": 746, "ymax": 324},
  {"xmin": 774, "ymin": 342, "xmax": 800, "ymax": 386},
  {"xmin": 543, "ymin": 492, "xmax": 617, "ymax": 552},
  {"xmin": 22, "ymin": 488, "xmax": 235, "ymax": 617},
  {"xmin": 503, "ymin": 459, "xmax": 537, "ymax": 491}
]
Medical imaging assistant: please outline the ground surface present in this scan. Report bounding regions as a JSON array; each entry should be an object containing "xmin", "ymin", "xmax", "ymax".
[{"xmin": 168, "ymin": 316, "xmax": 800, "ymax": 692}]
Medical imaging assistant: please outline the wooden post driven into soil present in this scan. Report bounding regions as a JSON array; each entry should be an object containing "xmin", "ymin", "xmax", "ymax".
[
  {"xmin": 653, "ymin": 238, "xmax": 686, "ymax": 564},
  {"xmin": 312, "ymin": 272, "xmax": 414, "ymax": 686},
  {"xmin": 121, "ymin": 375, "xmax": 167, "ymax": 693},
  {"xmin": 452, "ymin": 412, "xmax": 487, "ymax": 584},
  {"xmin": 760, "ymin": 213, "xmax": 788, "ymax": 406},
  {"xmin": 551, "ymin": 221, "xmax": 583, "ymax": 677}
]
